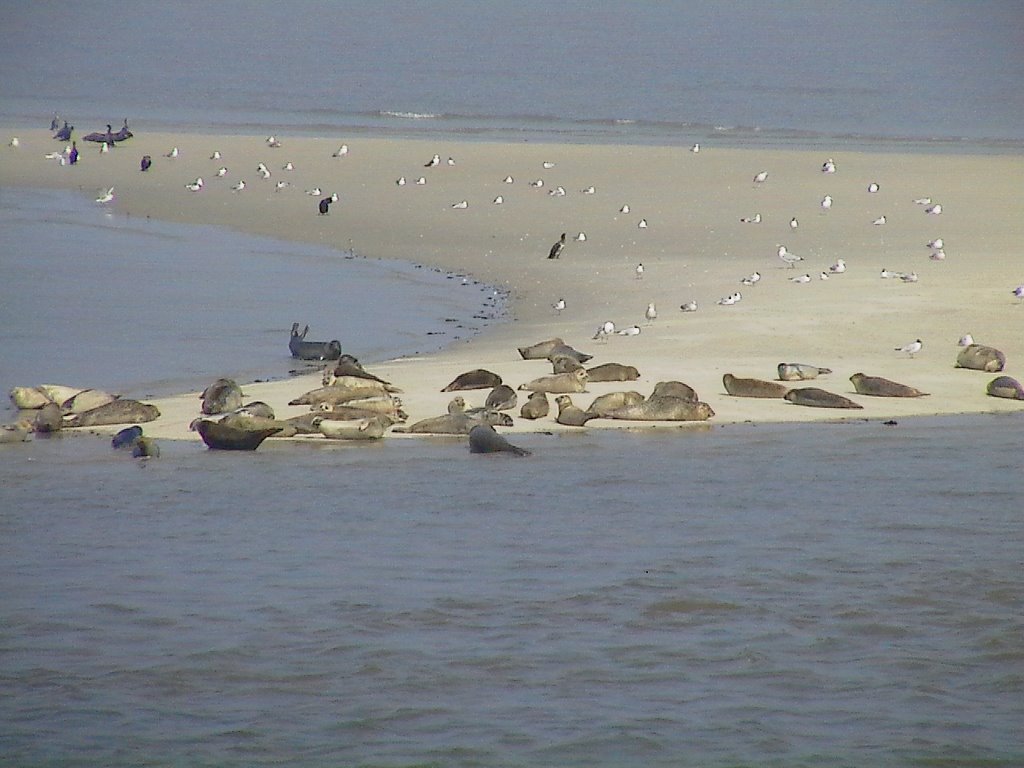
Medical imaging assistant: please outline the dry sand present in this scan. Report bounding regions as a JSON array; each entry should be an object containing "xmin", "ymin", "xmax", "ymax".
[{"xmin": 3, "ymin": 128, "xmax": 1023, "ymax": 440}]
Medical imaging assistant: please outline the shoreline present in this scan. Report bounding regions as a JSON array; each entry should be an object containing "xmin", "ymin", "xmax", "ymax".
[{"xmin": 3, "ymin": 127, "xmax": 1023, "ymax": 441}]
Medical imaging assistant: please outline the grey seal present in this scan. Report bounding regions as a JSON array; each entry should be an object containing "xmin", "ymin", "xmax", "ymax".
[
  {"xmin": 956, "ymin": 344, "xmax": 1006, "ymax": 373},
  {"xmin": 289, "ymin": 323, "xmax": 342, "ymax": 360},
  {"xmin": 586, "ymin": 363, "xmax": 640, "ymax": 382},
  {"xmin": 0, "ymin": 419, "xmax": 33, "ymax": 443},
  {"xmin": 607, "ymin": 397, "xmax": 715, "ymax": 422},
  {"xmin": 468, "ymin": 423, "xmax": 531, "ymax": 456},
  {"xmin": 218, "ymin": 413, "xmax": 299, "ymax": 438},
  {"xmin": 550, "ymin": 355, "xmax": 585, "ymax": 374},
  {"xmin": 61, "ymin": 388, "xmax": 119, "ymax": 414},
  {"xmin": 723, "ymin": 374, "xmax": 790, "ymax": 398},
  {"xmin": 784, "ymin": 388, "xmax": 863, "ymax": 409},
  {"xmin": 33, "ymin": 403, "xmax": 63, "ymax": 433},
  {"xmin": 318, "ymin": 416, "xmax": 387, "ymax": 440},
  {"xmin": 586, "ymin": 391, "xmax": 645, "ymax": 417},
  {"xmin": 517, "ymin": 337, "xmax": 565, "ymax": 360},
  {"xmin": 441, "ymin": 369, "xmax": 503, "ymax": 392},
  {"xmin": 65, "ymin": 399, "xmax": 160, "ymax": 426},
  {"xmin": 651, "ymin": 381, "xmax": 699, "ymax": 403},
  {"xmin": 201, "ymin": 378, "xmax": 243, "ymax": 415},
  {"xmin": 849, "ymin": 373, "xmax": 929, "ymax": 398},
  {"xmin": 518, "ymin": 369, "xmax": 588, "ymax": 394},
  {"xmin": 519, "ymin": 391, "xmax": 549, "ymax": 420},
  {"xmin": 484, "ymin": 384, "xmax": 517, "ymax": 411},
  {"xmin": 555, "ymin": 395, "xmax": 596, "ymax": 426},
  {"xmin": 778, "ymin": 363, "xmax": 833, "ymax": 381},
  {"xmin": 190, "ymin": 418, "xmax": 282, "ymax": 450},
  {"xmin": 545, "ymin": 344, "xmax": 593, "ymax": 364},
  {"xmin": 986, "ymin": 375, "xmax": 1024, "ymax": 400}
]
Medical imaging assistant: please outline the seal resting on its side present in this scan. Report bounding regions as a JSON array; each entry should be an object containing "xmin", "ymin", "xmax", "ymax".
[
  {"xmin": 190, "ymin": 418, "xmax": 281, "ymax": 450},
  {"xmin": 850, "ymin": 373, "xmax": 929, "ymax": 397},
  {"xmin": 61, "ymin": 388, "xmax": 119, "ymax": 414},
  {"xmin": 519, "ymin": 391, "xmax": 549, "ymax": 420},
  {"xmin": 545, "ymin": 343, "xmax": 592, "ymax": 364},
  {"xmin": 555, "ymin": 395, "xmax": 596, "ymax": 426},
  {"xmin": 784, "ymin": 388, "xmax": 863, "ymax": 409},
  {"xmin": 955, "ymin": 344, "xmax": 1006, "ymax": 373},
  {"xmin": 517, "ymin": 337, "xmax": 565, "ymax": 360},
  {"xmin": 586, "ymin": 363, "xmax": 640, "ymax": 382},
  {"xmin": 723, "ymin": 374, "xmax": 790, "ymax": 398},
  {"xmin": 778, "ymin": 363, "xmax": 832, "ymax": 381},
  {"xmin": 218, "ymin": 413, "xmax": 298, "ymax": 438},
  {"xmin": 586, "ymin": 391, "xmax": 645, "ymax": 417},
  {"xmin": 484, "ymin": 384, "xmax": 517, "ymax": 411},
  {"xmin": 317, "ymin": 416, "xmax": 387, "ymax": 440},
  {"xmin": 441, "ymin": 368, "xmax": 502, "ymax": 392},
  {"xmin": 518, "ymin": 368, "xmax": 588, "ymax": 394},
  {"xmin": 34, "ymin": 403, "xmax": 63, "ymax": 433},
  {"xmin": 201, "ymin": 378, "xmax": 243, "ymax": 415},
  {"xmin": 468, "ymin": 423, "xmax": 531, "ymax": 456},
  {"xmin": 986, "ymin": 375, "xmax": 1024, "ymax": 400},
  {"xmin": 551, "ymin": 355, "xmax": 585, "ymax": 374},
  {"xmin": 64, "ymin": 399, "xmax": 160, "ymax": 426},
  {"xmin": 606, "ymin": 397, "xmax": 714, "ymax": 422},
  {"xmin": 651, "ymin": 381, "xmax": 699, "ymax": 403},
  {"xmin": 0, "ymin": 420, "xmax": 33, "ymax": 443}
]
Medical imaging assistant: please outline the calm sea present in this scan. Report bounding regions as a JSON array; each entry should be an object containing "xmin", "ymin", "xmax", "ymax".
[{"xmin": 2, "ymin": 3, "xmax": 1023, "ymax": 766}]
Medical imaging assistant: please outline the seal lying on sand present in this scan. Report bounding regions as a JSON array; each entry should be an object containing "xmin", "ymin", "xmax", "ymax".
[
  {"xmin": 317, "ymin": 416, "xmax": 387, "ymax": 440},
  {"xmin": 484, "ymin": 384, "xmax": 517, "ymax": 411},
  {"xmin": 289, "ymin": 323, "xmax": 342, "ymax": 361},
  {"xmin": 61, "ymin": 388, "xmax": 119, "ymax": 414},
  {"xmin": 519, "ymin": 391, "xmax": 549, "ymax": 420},
  {"xmin": 986, "ymin": 375, "xmax": 1024, "ymax": 400},
  {"xmin": 190, "ymin": 418, "xmax": 281, "ymax": 450},
  {"xmin": 468, "ymin": 423, "xmax": 531, "ymax": 456},
  {"xmin": 607, "ymin": 397, "xmax": 714, "ymax": 422},
  {"xmin": 201, "ymin": 378, "xmax": 243, "ymax": 415},
  {"xmin": 546, "ymin": 343, "xmax": 592, "ymax": 364},
  {"xmin": 0, "ymin": 420, "xmax": 33, "ymax": 443},
  {"xmin": 551, "ymin": 355, "xmax": 585, "ymax": 374},
  {"xmin": 850, "ymin": 373, "xmax": 929, "ymax": 397},
  {"xmin": 322, "ymin": 355, "xmax": 393, "ymax": 388},
  {"xmin": 518, "ymin": 337, "xmax": 565, "ymax": 360},
  {"xmin": 519, "ymin": 369, "xmax": 588, "ymax": 394},
  {"xmin": 956, "ymin": 344, "xmax": 1006, "ymax": 373},
  {"xmin": 784, "ymin": 388, "xmax": 863, "ymax": 409},
  {"xmin": 651, "ymin": 381, "xmax": 699, "ymax": 402},
  {"xmin": 723, "ymin": 374, "xmax": 789, "ymax": 398},
  {"xmin": 555, "ymin": 395, "xmax": 596, "ymax": 426},
  {"xmin": 219, "ymin": 413, "xmax": 298, "ymax": 438},
  {"xmin": 441, "ymin": 369, "xmax": 502, "ymax": 392},
  {"xmin": 586, "ymin": 363, "xmax": 640, "ymax": 382},
  {"xmin": 65, "ymin": 400, "xmax": 160, "ymax": 427},
  {"xmin": 289, "ymin": 383, "xmax": 395, "ymax": 407},
  {"xmin": 778, "ymin": 363, "xmax": 832, "ymax": 381},
  {"xmin": 586, "ymin": 391, "xmax": 645, "ymax": 417}
]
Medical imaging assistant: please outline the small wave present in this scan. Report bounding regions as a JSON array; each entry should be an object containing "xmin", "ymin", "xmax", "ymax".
[{"xmin": 379, "ymin": 110, "xmax": 439, "ymax": 120}]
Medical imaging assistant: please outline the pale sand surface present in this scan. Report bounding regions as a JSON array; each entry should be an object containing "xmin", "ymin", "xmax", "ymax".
[{"xmin": 3, "ymin": 128, "xmax": 1023, "ymax": 440}]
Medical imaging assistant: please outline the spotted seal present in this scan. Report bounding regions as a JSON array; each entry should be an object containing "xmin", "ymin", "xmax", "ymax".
[
  {"xmin": 586, "ymin": 363, "xmax": 640, "ymax": 382},
  {"xmin": 607, "ymin": 397, "xmax": 714, "ymax": 422},
  {"xmin": 778, "ymin": 363, "xmax": 832, "ymax": 381},
  {"xmin": 190, "ymin": 418, "xmax": 281, "ymax": 450},
  {"xmin": 200, "ymin": 378, "xmax": 243, "ymax": 415},
  {"xmin": 65, "ymin": 399, "xmax": 160, "ymax": 426},
  {"xmin": 519, "ymin": 391, "xmax": 549, "ymax": 420},
  {"xmin": 849, "ymin": 373, "xmax": 929, "ymax": 398},
  {"xmin": 784, "ymin": 388, "xmax": 863, "ymax": 409},
  {"xmin": 518, "ymin": 368, "xmax": 589, "ymax": 394},
  {"xmin": 986, "ymin": 375, "xmax": 1024, "ymax": 400},
  {"xmin": 555, "ymin": 395, "xmax": 596, "ymax": 426},
  {"xmin": 468, "ymin": 423, "xmax": 531, "ymax": 456},
  {"xmin": 441, "ymin": 369, "xmax": 503, "ymax": 392},
  {"xmin": 517, "ymin": 337, "xmax": 565, "ymax": 360},
  {"xmin": 723, "ymin": 374, "xmax": 790, "ymax": 398},
  {"xmin": 955, "ymin": 344, "xmax": 1006, "ymax": 373}
]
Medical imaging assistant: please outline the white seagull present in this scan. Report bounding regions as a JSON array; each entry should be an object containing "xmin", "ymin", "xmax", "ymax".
[
  {"xmin": 446, "ymin": 157, "xmax": 455, "ymax": 166},
  {"xmin": 185, "ymin": 177, "xmax": 203, "ymax": 192},
  {"xmin": 822, "ymin": 158, "xmax": 836, "ymax": 174},
  {"xmin": 275, "ymin": 180, "xmax": 289, "ymax": 191},
  {"xmin": 926, "ymin": 238, "xmax": 944, "ymax": 250},
  {"xmin": 216, "ymin": 167, "xmax": 228, "ymax": 177},
  {"xmin": 819, "ymin": 271, "xmax": 830, "ymax": 281},
  {"xmin": 778, "ymin": 245, "xmax": 803, "ymax": 268},
  {"xmin": 333, "ymin": 144, "xmax": 349, "ymax": 158},
  {"xmin": 1012, "ymin": 285, "xmax": 1024, "ymax": 303},
  {"xmin": 740, "ymin": 213, "xmax": 762, "ymax": 224},
  {"xmin": 680, "ymin": 300, "xmax": 698, "ymax": 312},
  {"xmin": 450, "ymin": 200, "xmax": 468, "ymax": 209},
  {"xmin": 896, "ymin": 339, "xmax": 923, "ymax": 357},
  {"xmin": 618, "ymin": 325, "xmax": 641, "ymax": 336},
  {"xmin": 493, "ymin": 195, "xmax": 503, "ymax": 204},
  {"xmin": 425, "ymin": 153, "xmax": 440, "ymax": 167},
  {"xmin": 635, "ymin": 263, "xmax": 644, "ymax": 279},
  {"xmin": 503, "ymin": 175, "xmax": 514, "ymax": 184},
  {"xmin": 820, "ymin": 195, "xmax": 833, "ymax": 212},
  {"xmin": 95, "ymin": 187, "xmax": 114, "ymax": 204},
  {"xmin": 306, "ymin": 186, "xmax": 321, "ymax": 196},
  {"xmin": 415, "ymin": 176, "xmax": 426, "ymax": 185},
  {"xmin": 790, "ymin": 273, "xmax": 812, "ymax": 284},
  {"xmin": 925, "ymin": 203, "xmax": 942, "ymax": 215},
  {"xmin": 9, "ymin": 137, "xmax": 19, "ymax": 148},
  {"xmin": 396, "ymin": 177, "xmax": 406, "ymax": 186},
  {"xmin": 210, "ymin": 150, "xmax": 221, "ymax": 160},
  {"xmin": 549, "ymin": 186, "xmax": 566, "ymax": 197},
  {"xmin": 790, "ymin": 217, "xmax": 799, "ymax": 229},
  {"xmin": 637, "ymin": 218, "xmax": 648, "ymax": 229},
  {"xmin": 900, "ymin": 272, "xmax": 919, "ymax": 283},
  {"xmin": 958, "ymin": 334, "xmax": 975, "ymax": 347},
  {"xmin": 829, "ymin": 258, "xmax": 847, "ymax": 274},
  {"xmin": 740, "ymin": 271, "xmax": 761, "ymax": 286},
  {"xmin": 266, "ymin": 136, "xmax": 281, "ymax": 148},
  {"xmin": 165, "ymin": 147, "xmax": 178, "ymax": 158},
  {"xmin": 929, "ymin": 249, "xmax": 946, "ymax": 261},
  {"xmin": 574, "ymin": 232, "xmax": 587, "ymax": 242},
  {"xmin": 593, "ymin": 320, "xmax": 616, "ymax": 341},
  {"xmin": 529, "ymin": 179, "xmax": 544, "ymax": 188},
  {"xmin": 283, "ymin": 162, "xmax": 294, "ymax": 171},
  {"xmin": 552, "ymin": 298, "xmax": 565, "ymax": 314},
  {"xmin": 645, "ymin": 302, "xmax": 657, "ymax": 325},
  {"xmin": 620, "ymin": 204, "xmax": 630, "ymax": 214},
  {"xmin": 913, "ymin": 197, "xmax": 932, "ymax": 205},
  {"xmin": 868, "ymin": 182, "xmax": 880, "ymax": 193},
  {"xmin": 690, "ymin": 143, "xmax": 700, "ymax": 153},
  {"xmin": 873, "ymin": 215, "xmax": 887, "ymax": 226},
  {"xmin": 753, "ymin": 170, "xmax": 768, "ymax": 184},
  {"xmin": 231, "ymin": 180, "xmax": 246, "ymax": 192},
  {"xmin": 542, "ymin": 161, "xmax": 555, "ymax": 169},
  {"xmin": 717, "ymin": 294, "xmax": 738, "ymax": 306},
  {"xmin": 581, "ymin": 185, "xmax": 596, "ymax": 194}
]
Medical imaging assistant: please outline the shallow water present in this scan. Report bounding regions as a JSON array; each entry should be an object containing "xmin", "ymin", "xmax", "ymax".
[{"xmin": 1, "ymin": 416, "xmax": 1022, "ymax": 767}]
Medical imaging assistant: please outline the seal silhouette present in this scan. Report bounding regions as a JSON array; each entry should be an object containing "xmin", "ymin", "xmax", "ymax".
[{"xmin": 468, "ymin": 423, "xmax": 531, "ymax": 456}]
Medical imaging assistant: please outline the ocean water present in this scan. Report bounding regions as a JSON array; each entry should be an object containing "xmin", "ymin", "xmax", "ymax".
[{"xmin": 3, "ymin": 3, "xmax": 1024, "ymax": 766}]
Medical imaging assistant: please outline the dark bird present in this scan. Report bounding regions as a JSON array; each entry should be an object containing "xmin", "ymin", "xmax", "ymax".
[
  {"xmin": 140, "ymin": 154, "xmax": 152, "ymax": 172},
  {"xmin": 547, "ymin": 232, "xmax": 567, "ymax": 260},
  {"xmin": 190, "ymin": 418, "xmax": 281, "ymax": 451},
  {"xmin": 318, "ymin": 196, "xmax": 331, "ymax": 215}
]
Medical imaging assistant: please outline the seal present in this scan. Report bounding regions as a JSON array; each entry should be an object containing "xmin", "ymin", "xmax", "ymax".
[
  {"xmin": 784, "ymin": 388, "xmax": 863, "ymax": 409},
  {"xmin": 218, "ymin": 413, "xmax": 299, "ymax": 438},
  {"xmin": 464, "ymin": 408, "xmax": 514, "ymax": 426},
  {"xmin": 849, "ymin": 373, "xmax": 929, "ymax": 397},
  {"xmin": 651, "ymin": 381, "xmax": 699, "ymax": 403},
  {"xmin": 234, "ymin": 401, "xmax": 275, "ymax": 419},
  {"xmin": 289, "ymin": 323, "xmax": 342, "ymax": 361},
  {"xmin": 606, "ymin": 397, "xmax": 714, "ymax": 422},
  {"xmin": 778, "ymin": 363, "xmax": 833, "ymax": 381},
  {"xmin": 441, "ymin": 369, "xmax": 503, "ymax": 392},
  {"xmin": 518, "ymin": 368, "xmax": 589, "ymax": 394},
  {"xmin": 956, "ymin": 344, "xmax": 1006, "ymax": 373},
  {"xmin": 550, "ymin": 355, "xmax": 585, "ymax": 374},
  {"xmin": 38, "ymin": 384, "xmax": 84, "ymax": 405},
  {"xmin": 546, "ymin": 344, "xmax": 593, "ymax": 364},
  {"xmin": 0, "ymin": 419, "xmax": 33, "ymax": 443},
  {"xmin": 586, "ymin": 363, "xmax": 640, "ymax": 382},
  {"xmin": 289, "ymin": 384, "xmax": 394, "ymax": 407},
  {"xmin": 986, "ymin": 375, "xmax": 1024, "ymax": 400},
  {"xmin": 555, "ymin": 395, "xmax": 596, "ymax": 426},
  {"xmin": 190, "ymin": 418, "xmax": 281, "ymax": 450},
  {"xmin": 201, "ymin": 378, "xmax": 243, "ymax": 415},
  {"xmin": 318, "ymin": 416, "xmax": 387, "ymax": 440},
  {"xmin": 468, "ymin": 423, "xmax": 531, "ymax": 456},
  {"xmin": 722, "ymin": 374, "xmax": 790, "ymax": 398},
  {"xmin": 33, "ymin": 403, "xmax": 63, "ymax": 433},
  {"xmin": 64, "ymin": 399, "xmax": 160, "ymax": 426},
  {"xmin": 61, "ymin": 388, "xmax": 119, "ymax": 414},
  {"xmin": 322, "ymin": 355, "xmax": 393, "ymax": 387},
  {"xmin": 317, "ymin": 407, "xmax": 404, "ymax": 426},
  {"xmin": 484, "ymin": 384, "xmax": 517, "ymax": 411},
  {"xmin": 519, "ymin": 391, "xmax": 549, "ymax": 420},
  {"xmin": 111, "ymin": 425, "xmax": 144, "ymax": 449},
  {"xmin": 586, "ymin": 391, "xmax": 645, "ymax": 417},
  {"xmin": 130, "ymin": 436, "xmax": 160, "ymax": 459},
  {"xmin": 517, "ymin": 337, "xmax": 565, "ymax": 360},
  {"xmin": 9, "ymin": 386, "xmax": 53, "ymax": 410}
]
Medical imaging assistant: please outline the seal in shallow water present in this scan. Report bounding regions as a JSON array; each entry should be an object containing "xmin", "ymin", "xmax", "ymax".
[
  {"xmin": 190, "ymin": 418, "xmax": 282, "ymax": 450},
  {"xmin": 955, "ymin": 344, "xmax": 1006, "ymax": 372},
  {"xmin": 723, "ymin": 374, "xmax": 790, "ymax": 398},
  {"xmin": 468, "ymin": 423, "xmax": 531, "ymax": 456},
  {"xmin": 986, "ymin": 375, "xmax": 1024, "ymax": 400},
  {"xmin": 442, "ymin": 369, "xmax": 502, "ymax": 392},
  {"xmin": 784, "ymin": 388, "xmax": 863, "ymax": 409},
  {"xmin": 849, "ymin": 373, "xmax": 929, "ymax": 397},
  {"xmin": 778, "ymin": 363, "xmax": 832, "ymax": 381}
]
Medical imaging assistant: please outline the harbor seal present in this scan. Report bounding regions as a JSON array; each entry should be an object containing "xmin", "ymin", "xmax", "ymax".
[
  {"xmin": 111, "ymin": 425, "xmax": 144, "ymax": 449},
  {"xmin": 218, "ymin": 413, "xmax": 299, "ymax": 438},
  {"xmin": 586, "ymin": 363, "xmax": 640, "ymax": 382},
  {"xmin": 64, "ymin": 399, "xmax": 160, "ymax": 426},
  {"xmin": 518, "ymin": 368, "xmax": 588, "ymax": 394},
  {"xmin": 9, "ymin": 386, "xmax": 53, "ymax": 410},
  {"xmin": 955, "ymin": 344, "xmax": 1006, "ymax": 373},
  {"xmin": 723, "ymin": 374, "xmax": 790, "ymax": 398},
  {"xmin": 519, "ymin": 391, "xmax": 549, "ymax": 420},
  {"xmin": 234, "ymin": 401, "xmax": 275, "ymax": 419},
  {"xmin": 606, "ymin": 397, "xmax": 714, "ymax": 422},
  {"xmin": 0, "ymin": 420, "xmax": 33, "ymax": 443},
  {"xmin": 289, "ymin": 323, "xmax": 342, "ymax": 361},
  {"xmin": 586, "ymin": 391, "xmax": 645, "ymax": 417},
  {"xmin": 555, "ymin": 395, "xmax": 596, "ymax": 426},
  {"xmin": 651, "ymin": 381, "xmax": 699, "ymax": 403},
  {"xmin": 484, "ymin": 384, "xmax": 517, "ymax": 411},
  {"xmin": 201, "ymin": 378, "xmax": 243, "ymax": 415},
  {"xmin": 550, "ymin": 355, "xmax": 585, "ymax": 374},
  {"xmin": 322, "ymin": 355, "xmax": 393, "ymax": 387},
  {"xmin": 190, "ymin": 418, "xmax": 281, "ymax": 450},
  {"xmin": 784, "ymin": 388, "xmax": 863, "ymax": 409},
  {"xmin": 289, "ymin": 384, "xmax": 392, "ymax": 407},
  {"xmin": 986, "ymin": 375, "xmax": 1024, "ymax": 400},
  {"xmin": 442, "ymin": 368, "xmax": 502, "ymax": 392},
  {"xmin": 33, "ymin": 403, "xmax": 63, "ymax": 433},
  {"xmin": 546, "ymin": 344, "xmax": 592, "ymax": 364},
  {"xmin": 61, "ymin": 388, "xmax": 119, "ymax": 414},
  {"xmin": 468, "ymin": 423, "xmax": 531, "ymax": 456},
  {"xmin": 778, "ymin": 363, "xmax": 833, "ymax": 381},
  {"xmin": 849, "ymin": 373, "xmax": 929, "ymax": 398},
  {"xmin": 130, "ymin": 436, "xmax": 160, "ymax": 459},
  {"xmin": 318, "ymin": 416, "xmax": 387, "ymax": 440},
  {"xmin": 517, "ymin": 337, "xmax": 565, "ymax": 360}
]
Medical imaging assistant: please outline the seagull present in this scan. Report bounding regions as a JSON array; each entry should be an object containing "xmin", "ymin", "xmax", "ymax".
[
  {"xmin": 753, "ymin": 170, "xmax": 768, "ymax": 184},
  {"xmin": 503, "ymin": 175, "xmax": 514, "ymax": 184},
  {"xmin": 822, "ymin": 158, "xmax": 836, "ymax": 173},
  {"xmin": 581, "ymin": 185, "xmax": 596, "ymax": 194},
  {"xmin": 216, "ymin": 167, "xmax": 228, "ymax": 177},
  {"xmin": 210, "ymin": 150, "xmax": 221, "ymax": 160},
  {"xmin": 549, "ymin": 186, "xmax": 566, "ymax": 197},
  {"xmin": 880, "ymin": 268, "xmax": 895, "ymax": 278},
  {"xmin": 929, "ymin": 249, "xmax": 946, "ymax": 261},
  {"xmin": 740, "ymin": 213, "xmax": 762, "ymax": 223},
  {"xmin": 259, "ymin": 167, "xmax": 271, "ymax": 180},
  {"xmin": 394, "ymin": 176, "xmax": 406, "ymax": 187},
  {"xmin": 690, "ymin": 143, "xmax": 700, "ymax": 153},
  {"xmin": 635, "ymin": 263, "xmax": 644, "ymax": 279},
  {"xmin": 618, "ymin": 325, "xmax": 641, "ymax": 336},
  {"xmin": 140, "ymin": 155, "xmax": 152, "ymax": 172},
  {"xmin": 306, "ymin": 187, "xmax": 321, "ymax": 196},
  {"xmin": 637, "ymin": 218, "xmax": 648, "ymax": 229},
  {"xmin": 740, "ymin": 271, "xmax": 761, "ymax": 286},
  {"xmin": 829, "ymin": 258, "xmax": 847, "ymax": 274},
  {"xmin": 552, "ymin": 298, "xmax": 565, "ymax": 314},
  {"xmin": 645, "ymin": 302, "xmax": 657, "ymax": 325},
  {"xmin": 446, "ymin": 157, "xmax": 455, "ymax": 166},
  {"xmin": 717, "ymin": 294, "xmax": 738, "ymax": 306},
  {"xmin": 282, "ymin": 162, "xmax": 294, "ymax": 171},
  {"xmin": 99, "ymin": 142, "xmax": 109, "ymax": 154},
  {"xmin": 778, "ymin": 245, "xmax": 803, "ymax": 268},
  {"xmin": 896, "ymin": 339, "xmax": 923, "ymax": 357},
  {"xmin": 9, "ymin": 137, "xmax": 19, "ymax": 148},
  {"xmin": 493, "ymin": 195, "xmax": 503, "ymax": 204},
  {"xmin": 1013, "ymin": 285, "xmax": 1024, "ymax": 303},
  {"xmin": 266, "ymin": 135, "xmax": 281, "ymax": 148},
  {"xmin": 819, "ymin": 271, "xmax": 830, "ymax": 281},
  {"xmin": 873, "ymin": 215, "xmax": 887, "ymax": 226},
  {"xmin": 820, "ymin": 194, "xmax": 833, "ymax": 212},
  {"xmin": 330, "ymin": 192, "xmax": 339, "ymax": 203},
  {"xmin": 415, "ymin": 177, "xmax": 426, "ymax": 185},
  {"xmin": 542, "ymin": 161, "xmax": 555, "ymax": 169},
  {"xmin": 926, "ymin": 238, "xmax": 944, "ymax": 250},
  {"xmin": 547, "ymin": 233, "xmax": 567, "ymax": 259},
  {"xmin": 925, "ymin": 203, "xmax": 942, "ymax": 215},
  {"xmin": 529, "ymin": 179, "xmax": 544, "ymax": 188},
  {"xmin": 165, "ymin": 147, "xmax": 178, "ymax": 158},
  {"xmin": 593, "ymin": 320, "xmax": 615, "ymax": 341},
  {"xmin": 868, "ymin": 182, "xmax": 880, "ymax": 193},
  {"xmin": 185, "ymin": 177, "xmax": 203, "ymax": 192},
  {"xmin": 790, "ymin": 217, "xmax": 799, "ymax": 229},
  {"xmin": 231, "ymin": 180, "xmax": 246, "ymax": 192},
  {"xmin": 789, "ymin": 273, "xmax": 812, "ymax": 283},
  {"xmin": 332, "ymin": 144, "xmax": 349, "ymax": 158},
  {"xmin": 95, "ymin": 187, "xmax": 114, "ymax": 204},
  {"xmin": 680, "ymin": 300, "xmax": 698, "ymax": 312},
  {"xmin": 425, "ymin": 153, "xmax": 440, "ymax": 167},
  {"xmin": 900, "ymin": 272, "xmax": 919, "ymax": 283},
  {"xmin": 275, "ymin": 180, "xmax": 289, "ymax": 191},
  {"xmin": 574, "ymin": 232, "xmax": 587, "ymax": 241},
  {"xmin": 913, "ymin": 197, "xmax": 932, "ymax": 205},
  {"xmin": 620, "ymin": 204, "xmax": 630, "ymax": 214}
]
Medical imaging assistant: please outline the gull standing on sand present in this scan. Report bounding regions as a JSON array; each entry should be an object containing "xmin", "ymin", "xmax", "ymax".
[
  {"xmin": 9, "ymin": 137, "xmax": 19, "ymax": 148},
  {"xmin": 447, "ymin": 157, "xmax": 455, "ymax": 166},
  {"xmin": 575, "ymin": 232, "xmax": 587, "ymax": 241},
  {"xmin": 691, "ymin": 143, "xmax": 700, "ymax": 153},
  {"xmin": 415, "ymin": 176, "xmax": 426, "ymax": 185},
  {"xmin": 396, "ymin": 176, "xmax": 406, "ymax": 186},
  {"xmin": 680, "ymin": 300, "xmax": 698, "ymax": 312},
  {"xmin": 165, "ymin": 147, "xmax": 178, "ymax": 159},
  {"xmin": 753, "ymin": 170, "xmax": 768, "ymax": 185},
  {"xmin": 645, "ymin": 302, "xmax": 657, "ymax": 325},
  {"xmin": 530, "ymin": 179, "xmax": 544, "ymax": 188},
  {"xmin": 820, "ymin": 195, "xmax": 833, "ymax": 212},
  {"xmin": 333, "ymin": 144, "xmax": 349, "ymax": 158},
  {"xmin": 185, "ymin": 177, "xmax": 203, "ymax": 192},
  {"xmin": 778, "ymin": 245, "xmax": 803, "ymax": 268},
  {"xmin": 913, "ymin": 197, "xmax": 932, "ymax": 206},
  {"xmin": 740, "ymin": 271, "xmax": 761, "ymax": 286},
  {"xmin": 740, "ymin": 213, "xmax": 762, "ymax": 224},
  {"xmin": 425, "ymin": 153, "xmax": 440, "ymax": 167},
  {"xmin": 593, "ymin": 321, "xmax": 616, "ymax": 341},
  {"xmin": 620, "ymin": 204, "xmax": 630, "ymax": 214},
  {"xmin": 829, "ymin": 258, "xmax": 846, "ymax": 274},
  {"xmin": 210, "ymin": 150, "xmax": 221, "ymax": 160},
  {"xmin": 896, "ymin": 339, "xmax": 923, "ymax": 357},
  {"xmin": 504, "ymin": 175, "xmax": 514, "ymax": 184},
  {"xmin": 819, "ymin": 271, "xmax": 830, "ymax": 281},
  {"xmin": 638, "ymin": 218, "xmax": 648, "ymax": 229},
  {"xmin": 552, "ymin": 298, "xmax": 566, "ymax": 314},
  {"xmin": 231, "ymin": 180, "xmax": 246, "ymax": 192},
  {"xmin": 266, "ymin": 136, "xmax": 281, "ymax": 148},
  {"xmin": 868, "ymin": 182, "xmax": 880, "ymax": 193},
  {"xmin": 547, "ymin": 233, "xmax": 567, "ymax": 260},
  {"xmin": 283, "ymin": 162, "xmax": 294, "ymax": 171},
  {"xmin": 1012, "ymin": 285, "xmax": 1024, "ymax": 303},
  {"xmin": 790, "ymin": 217, "xmax": 799, "ymax": 229},
  {"xmin": 542, "ymin": 161, "xmax": 555, "ymax": 169},
  {"xmin": 635, "ymin": 263, "xmax": 644, "ymax": 279},
  {"xmin": 822, "ymin": 158, "xmax": 836, "ymax": 174},
  {"xmin": 717, "ymin": 293, "xmax": 739, "ymax": 306},
  {"xmin": 927, "ymin": 238, "xmax": 944, "ymax": 251},
  {"xmin": 95, "ymin": 187, "xmax": 114, "ymax": 204},
  {"xmin": 493, "ymin": 195, "xmax": 503, "ymax": 204}
]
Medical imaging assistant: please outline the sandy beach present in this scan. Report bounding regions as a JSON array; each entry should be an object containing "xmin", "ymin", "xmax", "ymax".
[{"xmin": 3, "ymin": 128, "xmax": 1023, "ymax": 440}]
